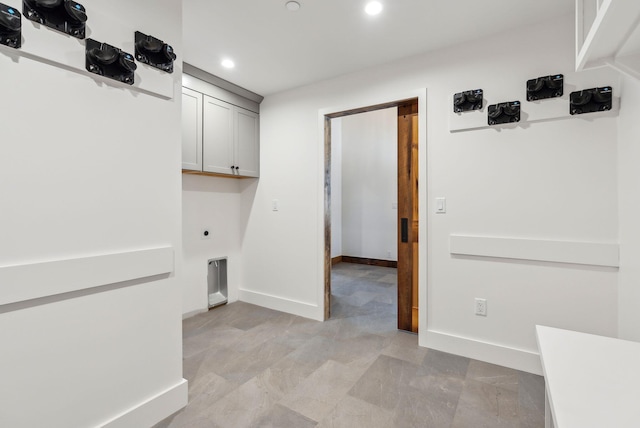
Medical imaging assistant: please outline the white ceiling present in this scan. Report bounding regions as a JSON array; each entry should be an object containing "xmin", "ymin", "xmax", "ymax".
[{"xmin": 183, "ymin": 0, "xmax": 574, "ymax": 96}]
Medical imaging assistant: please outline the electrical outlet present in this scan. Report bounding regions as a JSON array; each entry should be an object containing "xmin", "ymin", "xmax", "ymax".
[
  {"xmin": 201, "ymin": 228, "xmax": 211, "ymax": 240},
  {"xmin": 475, "ymin": 298, "xmax": 487, "ymax": 316},
  {"xmin": 387, "ymin": 250, "xmax": 391, "ymax": 258}
]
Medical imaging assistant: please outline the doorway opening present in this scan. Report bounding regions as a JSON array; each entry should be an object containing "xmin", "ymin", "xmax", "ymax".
[{"xmin": 324, "ymin": 98, "xmax": 419, "ymax": 333}]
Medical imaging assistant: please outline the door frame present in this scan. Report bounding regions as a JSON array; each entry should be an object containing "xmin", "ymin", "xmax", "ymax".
[{"xmin": 320, "ymin": 90, "xmax": 428, "ymax": 337}]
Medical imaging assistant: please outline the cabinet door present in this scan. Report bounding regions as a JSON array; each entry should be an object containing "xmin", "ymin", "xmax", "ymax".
[
  {"xmin": 203, "ymin": 96, "xmax": 235, "ymax": 175},
  {"xmin": 235, "ymin": 107, "xmax": 260, "ymax": 177},
  {"xmin": 181, "ymin": 88, "xmax": 203, "ymax": 171}
]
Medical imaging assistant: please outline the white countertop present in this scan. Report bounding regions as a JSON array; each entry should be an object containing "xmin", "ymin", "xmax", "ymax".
[{"xmin": 536, "ymin": 325, "xmax": 640, "ymax": 428}]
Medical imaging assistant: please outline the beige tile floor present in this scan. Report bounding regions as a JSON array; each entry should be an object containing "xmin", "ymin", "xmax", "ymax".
[{"xmin": 155, "ymin": 263, "xmax": 544, "ymax": 428}]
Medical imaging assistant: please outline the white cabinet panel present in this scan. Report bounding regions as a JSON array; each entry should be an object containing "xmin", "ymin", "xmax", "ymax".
[
  {"xmin": 181, "ymin": 88, "xmax": 203, "ymax": 171},
  {"xmin": 235, "ymin": 108, "xmax": 260, "ymax": 178},
  {"xmin": 203, "ymin": 96, "xmax": 235, "ymax": 175}
]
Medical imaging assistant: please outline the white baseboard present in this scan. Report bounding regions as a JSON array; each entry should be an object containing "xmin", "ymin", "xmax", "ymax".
[
  {"xmin": 100, "ymin": 379, "xmax": 188, "ymax": 428},
  {"xmin": 182, "ymin": 308, "xmax": 208, "ymax": 320},
  {"xmin": 239, "ymin": 289, "xmax": 323, "ymax": 321},
  {"xmin": 422, "ymin": 330, "xmax": 542, "ymax": 375}
]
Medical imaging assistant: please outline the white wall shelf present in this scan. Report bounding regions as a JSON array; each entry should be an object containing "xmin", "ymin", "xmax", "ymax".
[
  {"xmin": 0, "ymin": 2, "xmax": 175, "ymax": 99},
  {"xmin": 450, "ymin": 235, "xmax": 619, "ymax": 267},
  {"xmin": 449, "ymin": 66, "xmax": 620, "ymax": 133},
  {"xmin": 0, "ymin": 247, "xmax": 174, "ymax": 307},
  {"xmin": 449, "ymin": 96, "xmax": 619, "ymax": 133},
  {"xmin": 576, "ymin": 0, "xmax": 640, "ymax": 76}
]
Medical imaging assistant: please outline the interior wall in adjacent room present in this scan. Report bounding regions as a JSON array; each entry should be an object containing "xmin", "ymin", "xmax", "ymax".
[{"xmin": 341, "ymin": 108, "xmax": 398, "ymax": 261}]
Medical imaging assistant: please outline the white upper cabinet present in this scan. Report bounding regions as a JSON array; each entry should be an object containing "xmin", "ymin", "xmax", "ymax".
[
  {"xmin": 181, "ymin": 88, "xmax": 203, "ymax": 171},
  {"xmin": 181, "ymin": 82, "xmax": 260, "ymax": 178}
]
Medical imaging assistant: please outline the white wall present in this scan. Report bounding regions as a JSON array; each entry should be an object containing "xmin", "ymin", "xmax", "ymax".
[
  {"xmin": 330, "ymin": 118, "xmax": 343, "ymax": 258},
  {"xmin": 182, "ymin": 175, "xmax": 254, "ymax": 316},
  {"xmin": 180, "ymin": 73, "xmax": 261, "ymax": 317},
  {"xmin": 241, "ymin": 15, "xmax": 620, "ymax": 373},
  {"xmin": 618, "ymin": 75, "xmax": 640, "ymax": 342},
  {"xmin": 0, "ymin": 1, "xmax": 185, "ymax": 426},
  {"xmin": 340, "ymin": 108, "xmax": 398, "ymax": 261}
]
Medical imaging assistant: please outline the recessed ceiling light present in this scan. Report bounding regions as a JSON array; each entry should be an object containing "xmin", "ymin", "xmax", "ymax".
[
  {"xmin": 285, "ymin": 1, "xmax": 300, "ymax": 11},
  {"xmin": 221, "ymin": 59, "xmax": 235, "ymax": 69},
  {"xmin": 365, "ymin": 1, "xmax": 383, "ymax": 16}
]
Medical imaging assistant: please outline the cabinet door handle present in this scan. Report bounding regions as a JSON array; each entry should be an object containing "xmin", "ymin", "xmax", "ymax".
[
  {"xmin": 235, "ymin": 166, "xmax": 239, "ymax": 170},
  {"xmin": 401, "ymin": 218, "xmax": 408, "ymax": 243}
]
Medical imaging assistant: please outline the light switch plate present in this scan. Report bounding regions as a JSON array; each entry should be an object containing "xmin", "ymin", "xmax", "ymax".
[{"xmin": 436, "ymin": 197, "xmax": 446, "ymax": 213}]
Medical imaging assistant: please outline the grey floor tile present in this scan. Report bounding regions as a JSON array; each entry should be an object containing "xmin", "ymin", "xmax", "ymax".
[
  {"xmin": 341, "ymin": 312, "xmax": 397, "ymax": 337},
  {"xmin": 279, "ymin": 359, "xmax": 364, "ymax": 422},
  {"xmin": 466, "ymin": 360, "xmax": 519, "ymax": 392},
  {"xmin": 155, "ymin": 414, "xmax": 218, "ymax": 428},
  {"xmin": 372, "ymin": 291, "xmax": 396, "ymax": 305},
  {"xmin": 183, "ymin": 347, "xmax": 208, "ymax": 384},
  {"xmin": 452, "ymin": 378, "xmax": 520, "ymax": 428},
  {"xmin": 518, "ymin": 372, "xmax": 545, "ymax": 428},
  {"xmin": 188, "ymin": 371, "xmax": 237, "ymax": 401},
  {"xmin": 215, "ymin": 340, "xmax": 294, "ymax": 384},
  {"xmin": 252, "ymin": 404, "xmax": 317, "ymax": 428},
  {"xmin": 159, "ymin": 263, "xmax": 544, "ymax": 428},
  {"xmin": 377, "ymin": 273, "xmax": 398, "ymax": 284},
  {"xmin": 182, "ymin": 312, "xmax": 218, "ymax": 339},
  {"xmin": 198, "ymin": 376, "xmax": 282, "ymax": 428},
  {"xmin": 327, "ymin": 331, "xmax": 390, "ymax": 365},
  {"xmin": 391, "ymin": 377, "xmax": 461, "ymax": 428},
  {"xmin": 330, "ymin": 300, "xmax": 370, "ymax": 319},
  {"xmin": 420, "ymin": 348, "xmax": 471, "ymax": 379},
  {"xmin": 316, "ymin": 395, "xmax": 394, "ymax": 428},
  {"xmin": 348, "ymin": 354, "xmax": 421, "ymax": 410},
  {"xmin": 381, "ymin": 331, "xmax": 427, "ymax": 365},
  {"xmin": 518, "ymin": 372, "xmax": 544, "ymax": 411},
  {"xmin": 183, "ymin": 324, "xmax": 245, "ymax": 359},
  {"xmin": 341, "ymin": 289, "xmax": 380, "ymax": 307},
  {"xmin": 254, "ymin": 352, "xmax": 325, "ymax": 398}
]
